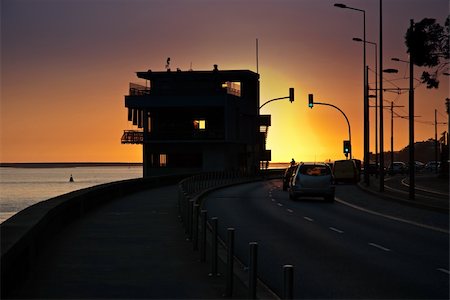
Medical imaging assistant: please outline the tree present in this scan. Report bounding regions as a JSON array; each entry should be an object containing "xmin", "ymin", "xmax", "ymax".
[{"xmin": 405, "ymin": 16, "xmax": 449, "ymax": 88}]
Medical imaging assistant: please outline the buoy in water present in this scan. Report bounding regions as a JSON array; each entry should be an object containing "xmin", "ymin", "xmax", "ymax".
[{"xmin": 69, "ymin": 175, "xmax": 74, "ymax": 182}]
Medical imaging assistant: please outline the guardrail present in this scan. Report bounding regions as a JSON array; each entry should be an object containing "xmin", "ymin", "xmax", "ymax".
[
  {"xmin": 178, "ymin": 169, "xmax": 295, "ymax": 299},
  {"xmin": 1, "ymin": 174, "xmax": 189, "ymax": 299}
]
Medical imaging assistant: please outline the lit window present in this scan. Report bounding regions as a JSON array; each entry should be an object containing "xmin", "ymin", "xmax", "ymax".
[
  {"xmin": 222, "ymin": 81, "xmax": 241, "ymax": 97},
  {"xmin": 193, "ymin": 119, "xmax": 206, "ymax": 130},
  {"xmin": 160, "ymin": 154, "xmax": 167, "ymax": 167}
]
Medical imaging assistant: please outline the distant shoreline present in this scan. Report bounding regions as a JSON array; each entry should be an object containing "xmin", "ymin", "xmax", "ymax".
[
  {"xmin": 0, "ymin": 162, "xmax": 143, "ymax": 169},
  {"xmin": 1, "ymin": 162, "xmax": 289, "ymax": 169}
]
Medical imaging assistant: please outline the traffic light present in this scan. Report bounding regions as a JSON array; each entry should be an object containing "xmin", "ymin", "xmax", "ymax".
[
  {"xmin": 289, "ymin": 88, "xmax": 294, "ymax": 103},
  {"xmin": 343, "ymin": 140, "xmax": 351, "ymax": 155},
  {"xmin": 308, "ymin": 94, "xmax": 314, "ymax": 108}
]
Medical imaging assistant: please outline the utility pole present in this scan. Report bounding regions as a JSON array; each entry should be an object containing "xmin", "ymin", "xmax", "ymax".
[
  {"xmin": 447, "ymin": 98, "xmax": 450, "ymax": 176},
  {"xmin": 435, "ymin": 109, "xmax": 438, "ymax": 173},
  {"xmin": 364, "ymin": 66, "xmax": 370, "ymax": 185},
  {"xmin": 390, "ymin": 102, "xmax": 404, "ymax": 169},
  {"xmin": 435, "ymin": 108, "xmax": 447, "ymax": 173},
  {"xmin": 408, "ymin": 19, "xmax": 415, "ymax": 201},
  {"xmin": 379, "ymin": 0, "xmax": 385, "ymax": 192}
]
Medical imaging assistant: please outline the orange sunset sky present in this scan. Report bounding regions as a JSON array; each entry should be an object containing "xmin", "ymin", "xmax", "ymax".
[{"xmin": 1, "ymin": 0, "xmax": 449, "ymax": 163}]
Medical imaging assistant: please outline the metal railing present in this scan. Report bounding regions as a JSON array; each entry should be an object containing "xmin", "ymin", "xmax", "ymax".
[
  {"xmin": 178, "ymin": 171, "xmax": 294, "ymax": 299},
  {"xmin": 121, "ymin": 130, "xmax": 143, "ymax": 144},
  {"xmin": 129, "ymin": 82, "xmax": 150, "ymax": 96}
]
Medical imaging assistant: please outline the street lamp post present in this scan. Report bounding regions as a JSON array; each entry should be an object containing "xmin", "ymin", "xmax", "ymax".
[
  {"xmin": 408, "ymin": 19, "xmax": 415, "ymax": 201},
  {"xmin": 335, "ymin": 3, "xmax": 369, "ymax": 185},
  {"xmin": 379, "ymin": 0, "xmax": 384, "ymax": 192},
  {"xmin": 392, "ymin": 22, "xmax": 416, "ymax": 201},
  {"xmin": 354, "ymin": 38, "xmax": 378, "ymax": 173}
]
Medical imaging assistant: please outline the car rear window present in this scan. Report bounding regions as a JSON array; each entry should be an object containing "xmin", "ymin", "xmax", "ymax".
[{"xmin": 299, "ymin": 165, "xmax": 331, "ymax": 176}]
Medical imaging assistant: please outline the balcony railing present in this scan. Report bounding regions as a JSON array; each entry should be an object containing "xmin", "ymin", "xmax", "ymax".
[
  {"xmin": 129, "ymin": 83, "xmax": 150, "ymax": 96},
  {"xmin": 121, "ymin": 130, "xmax": 144, "ymax": 144}
]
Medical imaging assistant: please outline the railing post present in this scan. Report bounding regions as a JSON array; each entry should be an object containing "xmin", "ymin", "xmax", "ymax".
[
  {"xmin": 209, "ymin": 217, "xmax": 219, "ymax": 276},
  {"xmin": 225, "ymin": 228, "xmax": 235, "ymax": 297},
  {"xmin": 282, "ymin": 264, "xmax": 294, "ymax": 299},
  {"xmin": 199, "ymin": 210, "xmax": 207, "ymax": 262},
  {"xmin": 248, "ymin": 242, "xmax": 258, "ymax": 299},
  {"xmin": 192, "ymin": 203, "xmax": 200, "ymax": 250}
]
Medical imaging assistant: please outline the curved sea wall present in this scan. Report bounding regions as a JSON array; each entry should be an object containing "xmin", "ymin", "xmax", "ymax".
[{"xmin": 0, "ymin": 174, "xmax": 188, "ymax": 298}]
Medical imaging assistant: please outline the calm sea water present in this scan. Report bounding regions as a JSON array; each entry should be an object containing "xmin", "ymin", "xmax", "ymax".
[{"xmin": 0, "ymin": 166, "xmax": 142, "ymax": 223}]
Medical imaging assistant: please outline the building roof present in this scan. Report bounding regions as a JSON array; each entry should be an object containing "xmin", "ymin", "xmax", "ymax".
[{"xmin": 136, "ymin": 68, "xmax": 259, "ymax": 82}]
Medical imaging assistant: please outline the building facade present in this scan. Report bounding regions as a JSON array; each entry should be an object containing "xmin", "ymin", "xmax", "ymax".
[{"xmin": 122, "ymin": 65, "xmax": 271, "ymax": 177}]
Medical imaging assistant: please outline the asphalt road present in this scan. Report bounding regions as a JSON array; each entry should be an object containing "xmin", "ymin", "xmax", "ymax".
[{"xmin": 202, "ymin": 179, "xmax": 449, "ymax": 299}]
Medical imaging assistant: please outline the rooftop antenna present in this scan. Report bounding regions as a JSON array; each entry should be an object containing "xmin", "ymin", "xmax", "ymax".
[{"xmin": 256, "ymin": 38, "xmax": 259, "ymax": 74}]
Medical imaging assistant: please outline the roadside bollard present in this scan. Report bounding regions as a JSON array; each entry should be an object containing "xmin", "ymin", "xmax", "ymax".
[
  {"xmin": 200, "ymin": 210, "xmax": 207, "ymax": 262},
  {"xmin": 209, "ymin": 217, "xmax": 219, "ymax": 276},
  {"xmin": 282, "ymin": 264, "xmax": 294, "ymax": 299},
  {"xmin": 225, "ymin": 228, "xmax": 235, "ymax": 297},
  {"xmin": 192, "ymin": 204, "xmax": 200, "ymax": 250},
  {"xmin": 248, "ymin": 242, "xmax": 258, "ymax": 299}
]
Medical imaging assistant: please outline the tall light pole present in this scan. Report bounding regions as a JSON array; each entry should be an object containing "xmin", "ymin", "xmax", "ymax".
[
  {"xmin": 379, "ymin": 0, "xmax": 384, "ymax": 192},
  {"xmin": 409, "ymin": 19, "xmax": 415, "ymax": 201},
  {"xmin": 354, "ymin": 38, "xmax": 378, "ymax": 172},
  {"xmin": 392, "ymin": 22, "xmax": 415, "ymax": 202},
  {"xmin": 335, "ymin": 3, "xmax": 369, "ymax": 185}
]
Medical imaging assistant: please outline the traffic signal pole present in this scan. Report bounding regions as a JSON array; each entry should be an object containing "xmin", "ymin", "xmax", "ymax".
[
  {"xmin": 259, "ymin": 88, "xmax": 295, "ymax": 109},
  {"xmin": 309, "ymin": 96, "xmax": 352, "ymax": 159}
]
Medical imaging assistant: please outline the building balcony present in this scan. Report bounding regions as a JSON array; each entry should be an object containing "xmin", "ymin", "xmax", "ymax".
[
  {"xmin": 121, "ymin": 130, "xmax": 144, "ymax": 144},
  {"xmin": 129, "ymin": 83, "xmax": 150, "ymax": 96},
  {"xmin": 121, "ymin": 129, "xmax": 226, "ymax": 144}
]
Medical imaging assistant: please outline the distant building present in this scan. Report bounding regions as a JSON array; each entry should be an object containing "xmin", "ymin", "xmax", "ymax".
[{"xmin": 122, "ymin": 65, "xmax": 271, "ymax": 177}]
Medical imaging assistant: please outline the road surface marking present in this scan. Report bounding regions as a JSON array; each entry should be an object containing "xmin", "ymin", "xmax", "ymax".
[
  {"xmin": 287, "ymin": 209, "xmax": 294, "ymax": 213},
  {"xmin": 271, "ymin": 198, "xmax": 275, "ymax": 202},
  {"xmin": 335, "ymin": 197, "xmax": 449, "ymax": 234},
  {"xmin": 277, "ymin": 203, "xmax": 283, "ymax": 207},
  {"xmin": 329, "ymin": 227, "xmax": 344, "ymax": 234},
  {"xmin": 437, "ymin": 268, "xmax": 450, "ymax": 275},
  {"xmin": 303, "ymin": 216, "xmax": 314, "ymax": 222},
  {"xmin": 368, "ymin": 242, "xmax": 391, "ymax": 252}
]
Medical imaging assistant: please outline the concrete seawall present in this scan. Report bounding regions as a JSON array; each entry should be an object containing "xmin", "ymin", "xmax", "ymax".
[{"xmin": 1, "ymin": 174, "xmax": 188, "ymax": 298}]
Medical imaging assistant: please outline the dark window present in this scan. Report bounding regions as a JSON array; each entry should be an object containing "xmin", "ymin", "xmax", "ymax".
[{"xmin": 299, "ymin": 165, "xmax": 331, "ymax": 176}]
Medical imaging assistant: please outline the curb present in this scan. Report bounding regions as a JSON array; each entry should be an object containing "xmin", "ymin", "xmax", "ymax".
[{"xmin": 356, "ymin": 182, "xmax": 449, "ymax": 213}]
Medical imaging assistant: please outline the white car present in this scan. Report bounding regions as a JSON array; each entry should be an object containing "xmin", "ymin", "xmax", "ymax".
[{"xmin": 288, "ymin": 163, "xmax": 335, "ymax": 202}]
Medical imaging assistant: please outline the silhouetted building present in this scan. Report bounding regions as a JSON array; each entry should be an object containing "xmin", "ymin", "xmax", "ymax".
[{"xmin": 122, "ymin": 65, "xmax": 271, "ymax": 177}]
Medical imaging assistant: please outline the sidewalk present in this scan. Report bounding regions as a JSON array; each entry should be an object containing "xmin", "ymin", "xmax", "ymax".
[
  {"xmin": 10, "ymin": 185, "xmax": 246, "ymax": 299},
  {"xmin": 358, "ymin": 173, "xmax": 449, "ymax": 212}
]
